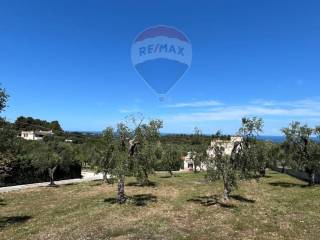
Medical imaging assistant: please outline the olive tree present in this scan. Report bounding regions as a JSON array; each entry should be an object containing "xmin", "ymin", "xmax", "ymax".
[
  {"xmin": 189, "ymin": 127, "xmax": 208, "ymax": 172},
  {"xmin": 206, "ymin": 117, "xmax": 264, "ymax": 201},
  {"xmin": 206, "ymin": 143, "xmax": 238, "ymax": 201},
  {"xmin": 270, "ymin": 142, "xmax": 290, "ymax": 173},
  {"xmin": 237, "ymin": 117, "xmax": 265, "ymax": 177},
  {"xmin": 251, "ymin": 141, "xmax": 270, "ymax": 177},
  {"xmin": 131, "ymin": 119, "xmax": 163, "ymax": 185},
  {"xmin": 115, "ymin": 122, "xmax": 134, "ymax": 203},
  {"xmin": 161, "ymin": 144, "xmax": 182, "ymax": 177},
  {"xmin": 282, "ymin": 122, "xmax": 320, "ymax": 185},
  {"xmin": 74, "ymin": 141, "xmax": 97, "ymax": 169},
  {"xmin": 94, "ymin": 118, "xmax": 163, "ymax": 203},
  {"xmin": 30, "ymin": 140, "xmax": 75, "ymax": 186},
  {"xmin": 0, "ymin": 120, "xmax": 18, "ymax": 185},
  {"xmin": 94, "ymin": 122, "xmax": 137, "ymax": 203},
  {"xmin": 0, "ymin": 85, "xmax": 8, "ymax": 113},
  {"xmin": 0, "ymin": 87, "xmax": 16, "ymax": 185},
  {"xmin": 85, "ymin": 128, "xmax": 117, "ymax": 183}
]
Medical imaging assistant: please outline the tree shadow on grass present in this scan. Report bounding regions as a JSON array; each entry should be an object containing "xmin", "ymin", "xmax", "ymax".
[
  {"xmin": 127, "ymin": 181, "xmax": 158, "ymax": 188},
  {"xmin": 104, "ymin": 194, "xmax": 157, "ymax": 207},
  {"xmin": 130, "ymin": 194, "xmax": 157, "ymax": 206},
  {"xmin": 0, "ymin": 216, "xmax": 32, "ymax": 229},
  {"xmin": 89, "ymin": 181, "xmax": 105, "ymax": 187},
  {"xmin": 40, "ymin": 184, "xmax": 60, "ymax": 189},
  {"xmin": 159, "ymin": 175, "xmax": 181, "ymax": 179},
  {"xmin": 104, "ymin": 197, "xmax": 117, "ymax": 204},
  {"xmin": 269, "ymin": 181, "xmax": 308, "ymax": 188},
  {"xmin": 88, "ymin": 179, "xmax": 117, "ymax": 187},
  {"xmin": 251, "ymin": 175, "xmax": 272, "ymax": 180},
  {"xmin": 63, "ymin": 183, "xmax": 76, "ymax": 187},
  {"xmin": 262, "ymin": 175, "xmax": 272, "ymax": 178},
  {"xmin": 230, "ymin": 195, "xmax": 255, "ymax": 203},
  {"xmin": 0, "ymin": 199, "xmax": 6, "ymax": 206},
  {"xmin": 187, "ymin": 195, "xmax": 237, "ymax": 209}
]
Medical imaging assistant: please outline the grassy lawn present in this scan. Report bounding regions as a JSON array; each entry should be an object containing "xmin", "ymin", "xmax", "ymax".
[{"xmin": 1, "ymin": 171, "xmax": 320, "ymax": 240}]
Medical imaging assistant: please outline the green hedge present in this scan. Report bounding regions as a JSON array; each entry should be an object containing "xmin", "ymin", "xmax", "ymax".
[{"xmin": 0, "ymin": 158, "xmax": 81, "ymax": 187}]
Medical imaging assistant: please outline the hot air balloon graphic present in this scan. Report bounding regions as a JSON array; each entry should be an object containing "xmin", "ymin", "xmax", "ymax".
[{"xmin": 131, "ymin": 25, "xmax": 192, "ymax": 100}]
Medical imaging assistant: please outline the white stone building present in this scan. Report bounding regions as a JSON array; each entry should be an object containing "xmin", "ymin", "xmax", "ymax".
[
  {"xmin": 181, "ymin": 136, "xmax": 243, "ymax": 172},
  {"xmin": 20, "ymin": 130, "xmax": 54, "ymax": 141},
  {"xmin": 207, "ymin": 136, "xmax": 243, "ymax": 158}
]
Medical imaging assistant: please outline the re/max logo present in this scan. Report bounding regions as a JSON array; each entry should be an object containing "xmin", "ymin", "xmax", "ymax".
[{"xmin": 139, "ymin": 44, "xmax": 185, "ymax": 56}]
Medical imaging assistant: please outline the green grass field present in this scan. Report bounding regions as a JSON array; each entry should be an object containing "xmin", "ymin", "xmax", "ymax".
[{"xmin": 1, "ymin": 171, "xmax": 320, "ymax": 240}]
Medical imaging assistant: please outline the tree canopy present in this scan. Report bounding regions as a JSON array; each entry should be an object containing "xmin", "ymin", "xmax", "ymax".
[
  {"xmin": 282, "ymin": 121, "xmax": 320, "ymax": 185},
  {"xmin": 14, "ymin": 116, "xmax": 63, "ymax": 132},
  {"xmin": 206, "ymin": 117, "xmax": 266, "ymax": 201},
  {"xmin": 0, "ymin": 86, "xmax": 8, "ymax": 113}
]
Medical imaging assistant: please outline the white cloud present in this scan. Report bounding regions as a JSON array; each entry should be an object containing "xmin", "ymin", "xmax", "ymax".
[
  {"xmin": 164, "ymin": 100, "xmax": 223, "ymax": 108},
  {"xmin": 119, "ymin": 107, "xmax": 143, "ymax": 114},
  {"xmin": 250, "ymin": 98, "xmax": 320, "ymax": 108},
  {"xmin": 164, "ymin": 98, "xmax": 320, "ymax": 123}
]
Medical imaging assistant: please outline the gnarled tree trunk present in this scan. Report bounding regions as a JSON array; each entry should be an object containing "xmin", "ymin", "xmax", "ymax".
[
  {"xmin": 143, "ymin": 169, "xmax": 149, "ymax": 184},
  {"xmin": 103, "ymin": 172, "xmax": 113, "ymax": 184},
  {"xmin": 223, "ymin": 183, "xmax": 231, "ymax": 201},
  {"xmin": 309, "ymin": 172, "xmax": 315, "ymax": 186},
  {"xmin": 103, "ymin": 172, "xmax": 108, "ymax": 183},
  {"xmin": 259, "ymin": 168, "xmax": 266, "ymax": 177},
  {"xmin": 223, "ymin": 175, "xmax": 231, "ymax": 201},
  {"xmin": 48, "ymin": 166, "xmax": 57, "ymax": 186},
  {"xmin": 117, "ymin": 175, "xmax": 126, "ymax": 204}
]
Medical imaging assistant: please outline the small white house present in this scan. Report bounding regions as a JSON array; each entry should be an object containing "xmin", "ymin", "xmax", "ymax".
[
  {"xmin": 182, "ymin": 151, "xmax": 208, "ymax": 171},
  {"xmin": 20, "ymin": 130, "xmax": 54, "ymax": 141}
]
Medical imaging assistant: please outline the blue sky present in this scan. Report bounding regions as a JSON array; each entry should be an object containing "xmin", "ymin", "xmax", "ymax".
[{"xmin": 1, "ymin": 0, "xmax": 320, "ymax": 135}]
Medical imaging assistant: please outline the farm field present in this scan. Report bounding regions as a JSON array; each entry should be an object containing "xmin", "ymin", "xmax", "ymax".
[{"xmin": 1, "ymin": 171, "xmax": 320, "ymax": 240}]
